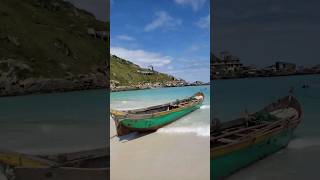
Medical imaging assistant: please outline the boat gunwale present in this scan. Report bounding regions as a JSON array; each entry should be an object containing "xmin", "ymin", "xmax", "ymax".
[
  {"xmin": 210, "ymin": 118, "xmax": 300, "ymax": 158},
  {"xmin": 210, "ymin": 113, "xmax": 299, "ymax": 142}
]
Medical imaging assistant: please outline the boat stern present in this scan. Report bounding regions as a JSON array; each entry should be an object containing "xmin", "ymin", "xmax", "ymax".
[{"xmin": 110, "ymin": 109, "xmax": 132, "ymax": 136}]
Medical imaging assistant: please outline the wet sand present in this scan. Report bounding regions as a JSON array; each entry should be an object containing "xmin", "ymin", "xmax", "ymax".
[
  {"xmin": 227, "ymin": 145, "xmax": 320, "ymax": 180},
  {"xmin": 110, "ymin": 119, "xmax": 209, "ymax": 180}
]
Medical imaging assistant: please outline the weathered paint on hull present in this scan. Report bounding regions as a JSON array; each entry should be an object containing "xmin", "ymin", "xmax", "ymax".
[
  {"xmin": 120, "ymin": 103, "xmax": 202, "ymax": 130},
  {"xmin": 211, "ymin": 128, "xmax": 294, "ymax": 180},
  {"xmin": 14, "ymin": 167, "xmax": 109, "ymax": 180}
]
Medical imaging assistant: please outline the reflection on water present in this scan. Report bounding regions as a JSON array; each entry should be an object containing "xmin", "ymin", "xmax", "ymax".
[{"xmin": 0, "ymin": 89, "xmax": 107, "ymax": 154}]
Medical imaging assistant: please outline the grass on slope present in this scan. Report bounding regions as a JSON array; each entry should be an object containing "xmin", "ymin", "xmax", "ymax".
[
  {"xmin": 111, "ymin": 55, "xmax": 175, "ymax": 86},
  {"xmin": 0, "ymin": 0, "xmax": 108, "ymax": 80}
]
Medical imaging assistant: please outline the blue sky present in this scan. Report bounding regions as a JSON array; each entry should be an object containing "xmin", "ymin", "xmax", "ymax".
[
  {"xmin": 111, "ymin": 0, "xmax": 210, "ymax": 82},
  {"xmin": 213, "ymin": 0, "xmax": 320, "ymax": 67}
]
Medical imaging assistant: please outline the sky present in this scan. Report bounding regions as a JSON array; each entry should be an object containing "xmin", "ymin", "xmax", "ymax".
[
  {"xmin": 110, "ymin": 0, "xmax": 210, "ymax": 83},
  {"xmin": 213, "ymin": 0, "xmax": 320, "ymax": 67}
]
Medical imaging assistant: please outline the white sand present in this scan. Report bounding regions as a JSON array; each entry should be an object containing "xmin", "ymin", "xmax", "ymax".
[{"xmin": 110, "ymin": 119, "xmax": 209, "ymax": 180}]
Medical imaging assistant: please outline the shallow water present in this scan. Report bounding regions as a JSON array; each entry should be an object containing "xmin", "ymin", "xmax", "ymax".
[
  {"xmin": 0, "ymin": 89, "xmax": 107, "ymax": 154},
  {"xmin": 110, "ymin": 85, "xmax": 210, "ymax": 137},
  {"xmin": 213, "ymin": 74, "xmax": 320, "ymax": 179}
]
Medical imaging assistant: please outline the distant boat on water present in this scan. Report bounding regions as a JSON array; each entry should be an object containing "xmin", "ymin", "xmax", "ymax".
[
  {"xmin": 111, "ymin": 92, "xmax": 204, "ymax": 136},
  {"xmin": 211, "ymin": 95, "xmax": 302, "ymax": 180},
  {"xmin": 302, "ymin": 84, "xmax": 310, "ymax": 88}
]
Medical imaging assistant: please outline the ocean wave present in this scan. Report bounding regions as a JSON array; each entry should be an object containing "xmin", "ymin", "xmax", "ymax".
[
  {"xmin": 200, "ymin": 105, "xmax": 210, "ymax": 110},
  {"xmin": 157, "ymin": 126, "xmax": 209, "ymax": 137},
  {"xmin": 288, "ymin": 138, "xmax": 320, "ymax": 149}
]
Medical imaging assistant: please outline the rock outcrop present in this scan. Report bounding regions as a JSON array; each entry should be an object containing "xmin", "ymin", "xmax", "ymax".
[{"xmin": 0, "ymin": 0, "xmax": 109, "ymax": 96}]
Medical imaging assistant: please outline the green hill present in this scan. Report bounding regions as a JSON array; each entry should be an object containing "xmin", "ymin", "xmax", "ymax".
[
  {"xmin": 0, "ymin": 0, "xmax": 108, "ymax": 96},
  {"xmin": 111, "ymin": 55, "xmax": 177, "ymax": 86}
]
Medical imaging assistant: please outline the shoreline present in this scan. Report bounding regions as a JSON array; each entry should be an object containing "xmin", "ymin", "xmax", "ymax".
[
  {"xmin": 0, "ymin": 84, "xmax": 210, "ymax": 98},
  {"xmin": 111, "ymin": 83, "xmax": 210, "ymax": 92},
  {"xmin": 212, "ymin": 72, "xmax": 320, "ymax": 81},
  {"xmin": 0, "ymin": 86, "xmax": 108, "ymax": 98}
]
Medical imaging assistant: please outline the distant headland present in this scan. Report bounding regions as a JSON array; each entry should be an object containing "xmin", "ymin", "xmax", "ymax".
[
  {"xmin": 211, "ymin": 52, "xmax": 320, "ymax": 80},
  {"xmin": 110, "ymin": 55, "xmax": 209, "ymax": 92}
]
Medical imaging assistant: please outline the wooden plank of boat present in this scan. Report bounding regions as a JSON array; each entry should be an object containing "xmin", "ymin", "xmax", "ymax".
[
  {"xmin": 234, "ymin": 133, "xmax": 247, "ymax": 137},
  {"xmin": 41, "ymin": 148, "xmax": 108, "ymax": 165},
  {"xmin": 210, "ymin": 123, "xmax": 269, "ymax": 142},
  {"xmin": 218, "ymin": 138, "xmax": 239, "ymax": 144},
  {"xmin": 111, "ymin": 92, "xmax": 205, "ymax": 136},
  {"xmin": 210, "ymin": 95, "xmax": 302, "ymax": 180}
]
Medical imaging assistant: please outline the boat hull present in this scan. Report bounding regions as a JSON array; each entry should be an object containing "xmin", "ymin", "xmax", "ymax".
[
  {"xmin": 211, "ymin": 127, "xmax": 295, "ymax": 180},
  {"xmin": 14, "ymin": 167, "xmax": 109, "ymax": 180},
  {"xmin": 119, "ymin": 103, "xmax": 202, "ymax": 133},
  {"xmin": 0, "ymin": 148, "xmax": 109, "ymax": 180}
]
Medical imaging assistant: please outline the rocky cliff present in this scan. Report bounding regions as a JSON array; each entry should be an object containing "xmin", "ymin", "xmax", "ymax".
[{"xmin": 0, "ymin": 0, "xmax": 108, "ymax": 96}]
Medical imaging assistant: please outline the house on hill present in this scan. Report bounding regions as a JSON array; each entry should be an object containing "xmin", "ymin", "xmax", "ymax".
[{"xmin": 211, "ymin": 51, "xmax": 243, "ymax": 78}]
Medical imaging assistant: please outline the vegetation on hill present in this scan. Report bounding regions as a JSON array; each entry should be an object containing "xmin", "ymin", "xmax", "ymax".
[{"xmin": 110, "ymin": 55, "xmax": 177, "ymax": 86}]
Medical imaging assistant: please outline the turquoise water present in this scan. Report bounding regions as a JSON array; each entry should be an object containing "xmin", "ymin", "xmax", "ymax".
[
  {"xmin": 110, "ymin": 85, "xmax": 210, "ymax": 137},
  {"xmin": 0, "ymin": 90, "xmax": 107, "ymax": 154},
  {"xmin": 213, "ymin": 75, "xmax": 320, "ymax": 179}
]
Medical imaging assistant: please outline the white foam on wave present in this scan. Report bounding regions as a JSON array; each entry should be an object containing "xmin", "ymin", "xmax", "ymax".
[
  {"xmin": 200, "ymin": 105, "xmax": 210, "ymax": 110},
  {"xmin": 288, "ymin": 138, "xmax": 320, "ymax": 150},
  {"xmin": 157, "ymin": 126, "xmax": 210, "ymax": 137}
]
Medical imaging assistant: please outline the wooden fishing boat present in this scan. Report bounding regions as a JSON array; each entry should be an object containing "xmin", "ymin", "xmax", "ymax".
[
  {"xmin": 111, "ymin": 92, "xmax": 204, "ymax": 136},
  {"xmin": 210, "ymin": 95, "xmax": 302, "ymax": 180},
  {"xmin": 0, "ymin": 148, "xmax": 109, "ymax": 180}
]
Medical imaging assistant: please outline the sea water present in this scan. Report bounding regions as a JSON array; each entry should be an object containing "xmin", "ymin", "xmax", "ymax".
[
  {"xmin": 110, "ymin": 85, "xmax": 210, "ymax": 137},
  {"xmin": 213, "ymin": 74, "xmax": 320, "ymax": 179},
  {"xmin": 0, "ymin": 89, "xmax": 107, "ymax": 155}
]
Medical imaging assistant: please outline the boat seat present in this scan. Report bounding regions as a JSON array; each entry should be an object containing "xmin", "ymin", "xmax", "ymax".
[{"xmin": 234, "ymin": 133, "xmax": 247, "ymax": 137}]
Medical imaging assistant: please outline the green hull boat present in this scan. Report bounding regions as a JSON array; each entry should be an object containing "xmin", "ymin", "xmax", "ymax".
[
  {"xmin": 211, "ymin": 95, "xmax": 302, "ymax": 180},
  {"xmin": 111, "ymin": 92, "xmax": 204, "ymax": 136}
]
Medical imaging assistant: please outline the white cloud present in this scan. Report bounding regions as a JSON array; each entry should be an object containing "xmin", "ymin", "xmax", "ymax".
[
  {"xmin": 144, "ymin": 11, "xmax": 182, "ymax": 32},
  {"xmin": 111, "ymin": 47, "xmax": 172, "ymax": 67},
  {"xmin": 196, "ymin": 14, "xmax": 210, "ymax": 29},
  {"xmin": 116, "ymin": 35, "xmax": 135, "ymax": 41},
  {"xmin": 167, "ymin": 65, "xmax": 174, "ymax": 70},
  {"xmin": 174, "ymin": 0, "xmax": 206, "ymax": 11}
]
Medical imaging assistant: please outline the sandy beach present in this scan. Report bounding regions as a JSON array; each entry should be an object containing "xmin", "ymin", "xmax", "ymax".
[{"xmin": 110, "ymin": 119, "xmax": 209, "ymax": 180}]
